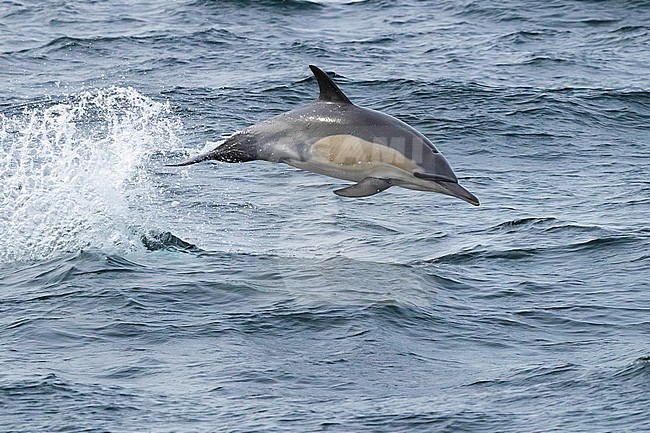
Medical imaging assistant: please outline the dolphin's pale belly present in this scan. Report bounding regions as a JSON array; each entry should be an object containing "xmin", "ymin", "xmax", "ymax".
[{"xmin": 284, "ymin": 134, "xmax": 443, "ymax": 192}]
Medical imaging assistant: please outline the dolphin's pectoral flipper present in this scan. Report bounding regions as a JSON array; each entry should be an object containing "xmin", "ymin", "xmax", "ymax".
[{"xmin": 333, "ymin": 177, "xmax": 391, "ymax": 198}]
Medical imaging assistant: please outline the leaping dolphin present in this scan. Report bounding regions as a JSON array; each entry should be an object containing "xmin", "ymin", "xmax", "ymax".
[{"xmin": 169, "ymin": 65, "xmax": 479, "ymax": 206}]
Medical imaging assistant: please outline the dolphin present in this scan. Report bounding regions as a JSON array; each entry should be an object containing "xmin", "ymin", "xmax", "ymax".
[{"xmin": 169, "ymin": 65, "xmax": 479, "ymax": 206}]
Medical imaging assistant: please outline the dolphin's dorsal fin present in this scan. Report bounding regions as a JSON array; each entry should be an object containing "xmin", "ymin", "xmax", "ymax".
[{"xmin": 309, "ymin": 65, "xmax": 353, "ymax": 105}]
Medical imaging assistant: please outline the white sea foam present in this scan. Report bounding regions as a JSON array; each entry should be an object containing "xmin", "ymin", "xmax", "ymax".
[{"xmin": 0, "ymin": 87, "xmax": 182, "ymax": 263}]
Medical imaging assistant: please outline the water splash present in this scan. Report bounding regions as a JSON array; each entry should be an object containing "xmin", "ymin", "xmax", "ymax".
[{"xmin": 0, "ymin": 87, "xmax": 182, "ymax": 263}]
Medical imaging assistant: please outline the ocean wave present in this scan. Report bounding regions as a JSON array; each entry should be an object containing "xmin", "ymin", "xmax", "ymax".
[
  {"xmin": 423, "ymin": 234, "xmax": 638, "ymax": 265},
  {"xmin": 191, "ymin": 0, "xmax": 324, "ymax": 11},
  {"xmin": 3, "ymin": 28, "xmax": 245, "ymax": 56},
  {"xmin": 614, "ymin": 356, "xmax": 650, "ymax": 380},
  {"xmin": 0, "ymin": 373, "xmax": 73, "ymax": 396},
  {"xmin": 495, "ymin": 28, "xmax": 570, "ymax": 45}
]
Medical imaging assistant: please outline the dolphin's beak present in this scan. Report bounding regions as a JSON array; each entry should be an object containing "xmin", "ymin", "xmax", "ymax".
[
  {"xmin": 413, "ymin": 172, "xmax": 480, "ymax": 206},
  {"xmin": 438, "ymin": 180, "xmax": 480, "ymax": 206}
]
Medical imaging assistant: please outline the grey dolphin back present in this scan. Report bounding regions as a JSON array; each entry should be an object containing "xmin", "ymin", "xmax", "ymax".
[{"xmin": 309, "ymin": 65, "xmax": 353, "ymax": 105}]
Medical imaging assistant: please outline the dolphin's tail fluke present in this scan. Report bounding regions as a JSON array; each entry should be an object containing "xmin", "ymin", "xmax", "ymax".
[
  {"xmin": 165, "ymin": 150, "xmax": 217, "ymax": 167},
  {"xmin": 166, "ymin": 135, "xmax": 257, "ymax": 167}
]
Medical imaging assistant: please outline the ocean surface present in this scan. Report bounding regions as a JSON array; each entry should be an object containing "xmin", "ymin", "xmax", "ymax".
[{"xmin": 1, "ymin": 1, "xmax": 649, "ymax": 431}]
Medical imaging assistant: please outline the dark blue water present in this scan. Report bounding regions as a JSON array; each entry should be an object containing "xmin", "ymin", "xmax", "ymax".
[{"xmin": 1, "ymin": 1, "xmax": 649, "ymax": 431}]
